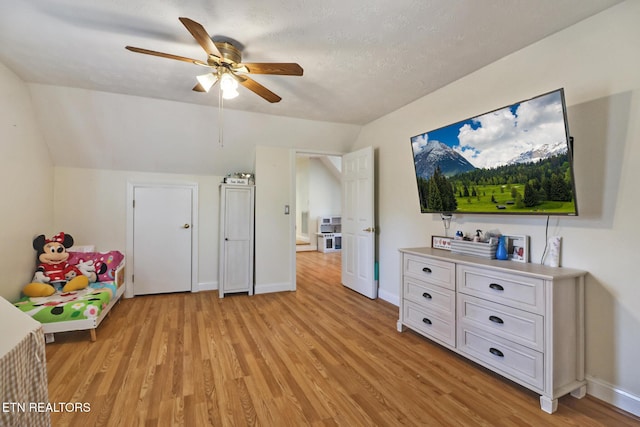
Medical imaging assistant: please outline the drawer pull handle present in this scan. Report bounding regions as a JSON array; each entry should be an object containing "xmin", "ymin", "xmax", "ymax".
[
  {"xmin": 422, "ymin": 292, "xmax": 432, "ymax": 299},
  {"xmin": 422, "ymin": 318, "xmax": 432, "ymax": 325},
  {"xmin": 489, "ymin": 347, "xmax": 504, "ymax": 357},
  {"xmin": 489, "ymin": 315, "xmax": 504, "ymax": 324},
  {"xmin": 422, "ymin": 267, "xmax": 432, "ymax": 273},
  {"xmin": 489, "ymin": 283, "xmax": 504, "ymax": 291}
]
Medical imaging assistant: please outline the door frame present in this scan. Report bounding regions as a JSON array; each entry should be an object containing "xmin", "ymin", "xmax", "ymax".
[
  {"xmin": 125, "ymin": 181, "xmax": 199, "ymax": 298},
  {"xmin": 290, "ymin": 148, "xmax": 344, "ymax": 292}
]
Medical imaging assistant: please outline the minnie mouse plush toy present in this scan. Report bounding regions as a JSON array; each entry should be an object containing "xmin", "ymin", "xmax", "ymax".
[{"xmin": 22, "ymin": 232, "xmax": 90, "ymax": 297}]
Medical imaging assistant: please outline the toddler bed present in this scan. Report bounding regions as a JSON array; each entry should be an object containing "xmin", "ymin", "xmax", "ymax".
[{"xmin": 12, "ymin": 248, "xmax": 125, "ymax": 343}]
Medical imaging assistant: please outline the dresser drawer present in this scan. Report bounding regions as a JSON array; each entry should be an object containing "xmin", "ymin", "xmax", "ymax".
[
  {"xmin": 458, "ymin": 294, "xmax": 544, "ymax": 351},
  {"xmin": 403, "ymin": 300, "xmax": 455, "ymax": 347},
  {"xmin": 458, "ymin": 325, "xmax": 544, "ymax": 390},
  {"xmin": 457, "ymin": 265, "xmax": 544, "ymax": 314},
  {"xmin": 404, "ymin": 277, "xmax": 455, "ymax": 316},
  {"xmin": 404, "ymin": 254, "xmax": 455, "ymax": 290}
]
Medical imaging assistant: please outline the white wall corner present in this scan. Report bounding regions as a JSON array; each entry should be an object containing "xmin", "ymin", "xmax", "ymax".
[{"xmin": 586, "ymin": 375, "xmax": 640, "ymax": 417}]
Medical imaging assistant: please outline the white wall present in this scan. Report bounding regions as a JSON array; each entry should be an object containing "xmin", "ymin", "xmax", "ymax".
[
  {"xmin": 0, "ymin": 63, "xmax": 54, "ymax": 302},
  {"xmin": 28, "ymin": 84, "xmax": 361, "ymax": 177},
  {"xmin": 255, "ymin": 146, "xmax": 294, "ymax": 293},
  {"xmin": 308, "ymin": 157, "xmax": 341, "ymax": 219},
  {"xmin": 352, "ymin": 1, "xmax": 640, "ymax": 414}
]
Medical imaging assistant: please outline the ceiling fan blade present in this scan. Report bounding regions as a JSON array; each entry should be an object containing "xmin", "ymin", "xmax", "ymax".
[
  {"xmin": 125, "ymin": 46, "xmax": 208, "ymax": 67},
  {"xmin": 178, "ymin": 17, "xmax": 221, "ymax": 58},
  {"xmin": 234, "ymin": 75, "xmax": 282, "ymax": 103},
  {"xmin": 240, "ymin": 63, "xmax": 304, "ymax": 76}
]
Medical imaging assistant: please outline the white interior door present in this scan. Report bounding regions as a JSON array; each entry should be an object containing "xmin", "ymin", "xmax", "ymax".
[
  {"xmin": 341, "ymin": 146, "xmax": 376, "ymax": 299},
  {"xmin": 133, "ymin": 186, "xmax": 193, "ymax": 295}
]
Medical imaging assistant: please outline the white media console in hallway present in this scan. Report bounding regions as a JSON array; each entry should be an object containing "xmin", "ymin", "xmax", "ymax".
[{"xmin": 398, "ymin": 247, "xmax": 587, "ymax": 414}]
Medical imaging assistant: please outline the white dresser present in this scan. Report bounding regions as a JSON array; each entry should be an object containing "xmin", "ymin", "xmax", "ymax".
[{"xmin": 398, "ymin": 247, "xmax": 587, "ymax": 413}]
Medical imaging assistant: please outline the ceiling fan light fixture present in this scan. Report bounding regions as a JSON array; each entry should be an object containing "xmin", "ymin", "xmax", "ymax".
[
  {"xmin": 126, "ymin": 17, "xmax": 302, "ymax": 104},
  {"xmin": 196, "ymin": 73, "xmax": 217, "ymax": 92},
  {"xmin": 220, "ymin": 72, "xmax": 239, "ymax": 99},
  {"xmin": 222, "ymin": 88, "xmax": 239, "ymax": 100}
]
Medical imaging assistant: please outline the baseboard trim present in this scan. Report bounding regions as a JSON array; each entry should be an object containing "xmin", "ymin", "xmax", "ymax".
[
  {"xmin": 586, "ymin": 375, "xmax": 640, "ymax": 417},
  {"xmin": 196, "ymin": 281, "xmax": 217, "ymax": 292},
  {"xmin": 255, "ymin": 282, "xmax": 293, "ymax": 295}
]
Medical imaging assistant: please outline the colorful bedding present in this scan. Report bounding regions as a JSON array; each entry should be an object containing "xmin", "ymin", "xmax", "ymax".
[{"xmin": 13, "ymin": 281, "xmax": 118, "ymax": 324}]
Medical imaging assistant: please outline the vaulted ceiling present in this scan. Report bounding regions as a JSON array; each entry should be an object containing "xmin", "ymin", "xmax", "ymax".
[{"xmin": 0, "ymin": 0, "xmax": 622, "ymax": 126}]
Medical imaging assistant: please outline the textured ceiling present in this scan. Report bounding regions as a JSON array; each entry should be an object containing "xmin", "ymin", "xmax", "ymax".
[{"xmin": 0, "ymin": 0, "xmax": 622, "ymax": 125}]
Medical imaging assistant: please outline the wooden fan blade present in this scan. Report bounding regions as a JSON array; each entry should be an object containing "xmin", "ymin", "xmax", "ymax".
[
  {"xmin": 240, "ymin": 63, "xmax": 303, "ymax": 76},
  {"xmin": 178, "ymin": 17, "xmax": 221, "ymax": 58},
  {"xmin": 125, "ymin": 46, "xmax": 208, "ymax": 66},
  {"xmin": 235, "ymin": 75, "xmax": 282, "ymax": 103}
]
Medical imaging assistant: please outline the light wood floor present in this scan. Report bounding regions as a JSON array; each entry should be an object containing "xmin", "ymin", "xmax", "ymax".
[{"xmin": 46, "ymin": 251, "xmax": 639, "ymax": 426}]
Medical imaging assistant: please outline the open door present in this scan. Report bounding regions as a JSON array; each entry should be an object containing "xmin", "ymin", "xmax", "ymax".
[{"xmin": 341, "ymin": 146, "xmax": 376, "ymax": 299}]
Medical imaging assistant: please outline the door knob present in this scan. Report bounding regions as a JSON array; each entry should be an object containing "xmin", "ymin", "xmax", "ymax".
[
  {"xmin": 363, "ymin": 227, "xmax": 375, "ymax": 232},
  {"xmin": 183, "ymin": 224, "xmax": 190, "ymax": 229}
]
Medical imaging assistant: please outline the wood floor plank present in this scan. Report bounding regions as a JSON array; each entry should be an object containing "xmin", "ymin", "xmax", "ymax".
[{"xmin": 45, "ymin": 251, "xmax": 640, "ymax": 426}]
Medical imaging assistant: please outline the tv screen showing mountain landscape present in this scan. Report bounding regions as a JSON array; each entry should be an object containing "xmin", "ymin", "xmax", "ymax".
[{"xmin": 410, "ymin": 89, "xmax": 578, "ymax": 215}]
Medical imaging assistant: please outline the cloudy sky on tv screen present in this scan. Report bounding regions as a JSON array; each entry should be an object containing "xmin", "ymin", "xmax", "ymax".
[{"xmin": 411, "ymin": 90, "xmax": 567, "ymax": 169}]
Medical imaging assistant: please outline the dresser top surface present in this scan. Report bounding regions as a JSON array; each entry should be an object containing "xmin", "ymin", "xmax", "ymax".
[
  {"xmin": 399, "ymin": 247, "xmax": 587, "ymax": 280},
  {"xmin": 0, "ymin": 297, "xmax": 42, "ymax": 358}
]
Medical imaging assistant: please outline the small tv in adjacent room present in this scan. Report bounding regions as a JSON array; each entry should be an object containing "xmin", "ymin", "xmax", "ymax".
[{"xmin": 410, "ymin": 88, "xmax": 578, "ymax": 215}]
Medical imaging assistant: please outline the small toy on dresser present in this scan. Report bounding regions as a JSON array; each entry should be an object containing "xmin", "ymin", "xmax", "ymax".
[{"xmin": 22, "ymin": 232, "xmax": 97, "ymax": 297}]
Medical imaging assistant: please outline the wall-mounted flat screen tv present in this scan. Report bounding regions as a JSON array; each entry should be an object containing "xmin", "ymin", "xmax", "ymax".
[{"xmin": 410, "ymin": 88, "xmax": 578, "ymax": 215}]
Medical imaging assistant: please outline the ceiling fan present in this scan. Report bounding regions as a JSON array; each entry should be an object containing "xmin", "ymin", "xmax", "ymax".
[{"xmin": 125, "ymin": 17, "xmax": 303, "ymax": 103}]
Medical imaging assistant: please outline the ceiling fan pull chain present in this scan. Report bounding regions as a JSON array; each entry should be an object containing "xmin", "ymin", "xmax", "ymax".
[{"xmin": 218, "ymin": 86, "xmax": 224, "ymax": 147}]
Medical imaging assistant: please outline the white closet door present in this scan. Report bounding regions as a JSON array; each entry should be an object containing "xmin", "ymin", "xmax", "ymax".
[
  {"xmin": 133, "ymin": 186, "xmax": 192, "ymax": 295},
  {"xmin": 219, "ymin": 185, "xmax": 254, "ymax": 297}
]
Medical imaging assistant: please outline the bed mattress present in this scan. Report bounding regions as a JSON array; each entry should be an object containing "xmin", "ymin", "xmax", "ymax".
[{"xmin": 13, "ymin": 281, "xmax": 118, "ymax": 324}]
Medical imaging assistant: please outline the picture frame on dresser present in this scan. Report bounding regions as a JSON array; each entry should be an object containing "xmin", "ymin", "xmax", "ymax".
[
  {"xmin": 504, "ymin": 234, "xmax": 529, "ymax": 262},
  {"xmin": 431, "ymin": 235, "xmax": 452, "ymax": 251}
]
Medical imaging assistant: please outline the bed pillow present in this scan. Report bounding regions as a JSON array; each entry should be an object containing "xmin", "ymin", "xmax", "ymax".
[{"xmin": 67, "ymin": 250, "xmax": 124, "ymax": 282}]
